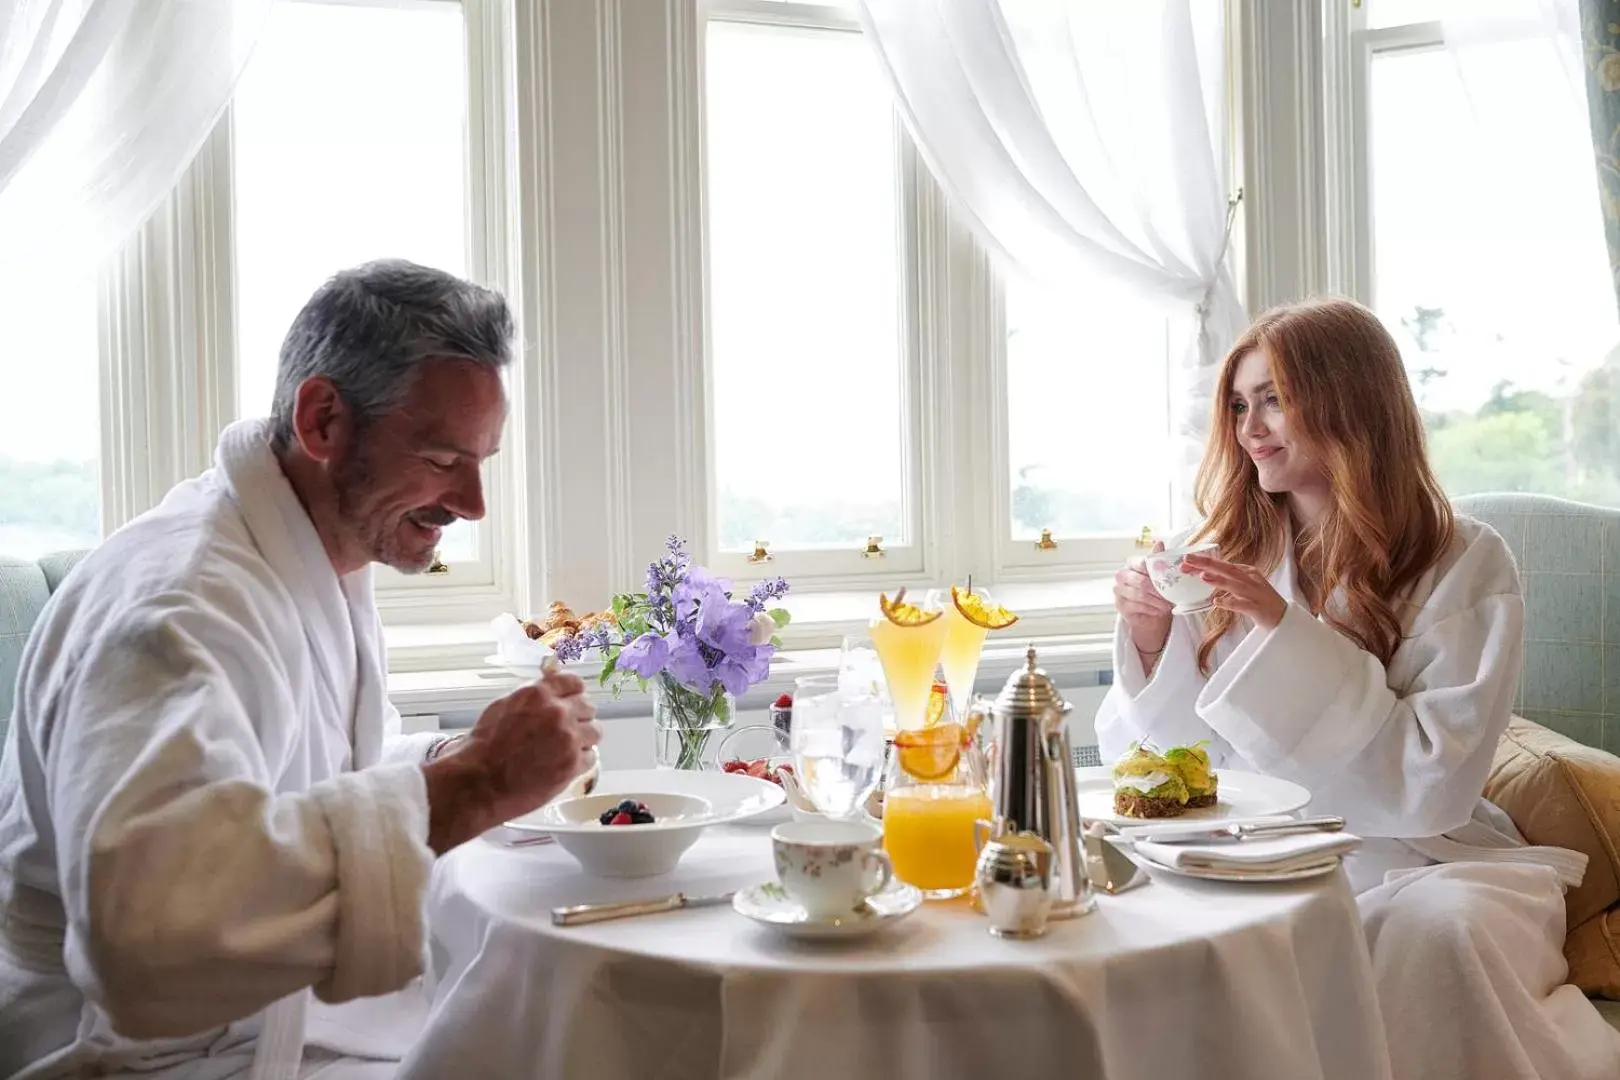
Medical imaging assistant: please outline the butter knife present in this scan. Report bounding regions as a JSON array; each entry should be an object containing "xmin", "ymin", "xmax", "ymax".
[
  {"xmin": 551, "ymin": 891, "xmax": 735, "ymax": 927},
  {"xmin": 1128, "ymin": 815, "xmax": 1346, "ymax": 845}
]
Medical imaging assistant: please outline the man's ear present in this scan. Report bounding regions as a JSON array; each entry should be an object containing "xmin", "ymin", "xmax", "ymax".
[{"xmin": 289, "ymin": 376, "xmax": 352, "ymax": 466}]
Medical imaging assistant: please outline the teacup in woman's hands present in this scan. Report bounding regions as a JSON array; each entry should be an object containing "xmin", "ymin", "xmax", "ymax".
[{"xmin": 1145, "ymin": 542, "xmax": 1220, "ymax": 614}]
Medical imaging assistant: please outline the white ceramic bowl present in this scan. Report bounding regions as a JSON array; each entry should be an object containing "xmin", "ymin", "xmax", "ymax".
[
  {"xmin": 1145, "ymin": 541, "xmax": 1219, "ymax": 614},
  {"xmin": 541, "ymin": 792, "xmax": 712, "ymax": 877},
  {"xmin": 508, "ymin": 768, "xmax": 787, "ymax": 878}
]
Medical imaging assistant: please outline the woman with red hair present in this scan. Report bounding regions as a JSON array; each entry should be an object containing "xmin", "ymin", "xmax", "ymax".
[{"xmin": 1095, "ymin": 298, "xmax": 1619, "ymax": 1080}]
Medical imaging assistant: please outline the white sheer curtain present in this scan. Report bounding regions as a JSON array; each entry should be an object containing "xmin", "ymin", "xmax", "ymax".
[
  {"xmin": 856, "ymin": 0, "xmax": 1244, "ymax": 481},
  {"xmin": 0, "ymin": 0, "xmax": 271, "ymax": 286},
  {"xmin": 1425, "ymin": 0, "xmax": 1619, "ymax": 391}
]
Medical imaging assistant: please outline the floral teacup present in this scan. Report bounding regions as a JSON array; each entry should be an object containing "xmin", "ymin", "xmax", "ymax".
[
  {"xmin": 1145, "ymin": 541, "xmax": 1220, "ymax": 614},
  {"xmin": 771, "ymin": 819, "xmax": 893, "ymax": 919}
]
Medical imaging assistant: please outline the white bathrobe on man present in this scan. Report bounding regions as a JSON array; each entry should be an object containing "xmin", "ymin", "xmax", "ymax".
[
  {"xmin": 0, "ymin": 419, "xmax": 441, "ymax": 1079},
  {"xmin": 1095, "ymin": 515, "xmax": 1620, "ymax": 1080}
]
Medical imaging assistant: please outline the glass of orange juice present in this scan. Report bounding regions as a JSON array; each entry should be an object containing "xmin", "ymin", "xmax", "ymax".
[{"xmin": 881, "ymin": 722, "xmax": 990, "ymax": 899}]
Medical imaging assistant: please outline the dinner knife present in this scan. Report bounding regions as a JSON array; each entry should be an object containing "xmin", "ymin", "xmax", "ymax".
[
  {"xmin": 1127, "ymin": 815, "xmax": 1346, "ymax": 845},
  {"xmin": 551, "ymin": 891, "xmax": 736, "ymax": 927}
]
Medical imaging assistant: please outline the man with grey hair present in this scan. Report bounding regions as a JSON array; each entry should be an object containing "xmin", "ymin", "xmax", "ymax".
[{"xmin": 0, "ymin": 260, "xmax": 599, "ymax": 1079}]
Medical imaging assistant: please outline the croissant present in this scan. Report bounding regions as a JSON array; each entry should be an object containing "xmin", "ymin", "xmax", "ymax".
[
  {"xmin": 541, "ymin": 601, "xmax": 579, "ymax": 633},
  {"xmin": 578, "ymin": 610, "xmax": 618, "ymax": 631}
]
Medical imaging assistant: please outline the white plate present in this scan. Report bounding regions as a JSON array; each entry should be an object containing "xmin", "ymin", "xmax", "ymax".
[
  {"xmin": 485, "ymin": 654, "xmax": 546, "ymax": 678},
  {"xmin": 1075, "ymin": 766, "xmax": 1310, "ymax": 826},
  {"xmin": 1110, "ymin": 837, "xmax": 1342, "ymax": 884},
  {"xmin": 733, "ymin": 879, "xmax": 923, "ymax": 940}
]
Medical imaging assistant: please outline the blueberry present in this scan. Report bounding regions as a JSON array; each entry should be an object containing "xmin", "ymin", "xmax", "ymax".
[
  {"xmin": 598, "ymin": 809, "xmax": 616, "ymax": 825},
  {"xmin": 632, "ymin": 813, "xmax": 654, "ymax": 825},
  {"xmin": 617, "ymin": 799, "xmax": 639, "ymax": 813}
]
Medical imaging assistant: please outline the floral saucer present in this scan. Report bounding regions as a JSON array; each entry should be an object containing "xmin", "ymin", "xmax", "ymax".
[{"xmin": 733, "ymin": 879, "xmax": 923, "ymax": 941}]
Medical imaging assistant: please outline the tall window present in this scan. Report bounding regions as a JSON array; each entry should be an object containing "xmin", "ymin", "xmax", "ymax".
[
  {"xmin": 704, "ymin": 5, "xmax": 914, "ymax": 574},
  {"xmin": 233, "ymin": 0, "xmax": 479, "ymax": 562},
  {"xmin": 0, "ymin": 276, "xmax": 101, "ymax": 558},
  {"xmin": 1362, "ymin": 2, "xmax": 1620, "ymax": 505},
  {"xmin": 1005, "ymin": 281, "xmax": 1175, "ymax": 546}
]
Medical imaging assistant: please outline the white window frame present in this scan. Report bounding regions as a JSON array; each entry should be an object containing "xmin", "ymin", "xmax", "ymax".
[
  {"xmin": 698, "ymin": 0, "xmax": 932, "ymax": 587},
  {"xmin": 697, "ymin": 0, "xmax": 1203, "ymax": 611},
  {"xmin": 97, "ymin": 0, "xmax": 523, "ymax": 626}
]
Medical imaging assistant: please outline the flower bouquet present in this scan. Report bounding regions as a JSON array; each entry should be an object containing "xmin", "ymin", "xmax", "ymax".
[{"xmin": 554, "ymin": 536, "xmax": 790, "ymax": 770}]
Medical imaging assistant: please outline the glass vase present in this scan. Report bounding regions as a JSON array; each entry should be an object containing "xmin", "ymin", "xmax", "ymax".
[{"xmin": 652, "ymin": 673, "xmax": 734, "ymax": 771}]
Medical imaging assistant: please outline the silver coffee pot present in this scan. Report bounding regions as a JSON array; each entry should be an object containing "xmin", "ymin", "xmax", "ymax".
[{"xmin": 969, "ymin": 648, "xmax": 1095, "ymax": 919}]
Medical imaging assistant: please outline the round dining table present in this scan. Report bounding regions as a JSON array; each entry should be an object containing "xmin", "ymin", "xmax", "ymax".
[{"xmin": 399, "ymin": 823, "xmax": 1393, "ymax": 1080}]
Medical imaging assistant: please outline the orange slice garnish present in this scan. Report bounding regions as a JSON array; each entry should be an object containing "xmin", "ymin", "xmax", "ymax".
[
  {"xmin": 879, "ymin": 587, "xmax": 942, "ymax": 627},
  {"xmin": 951, "ymin": 585, "xmax": 1019, "ymax": 630},
  {"xmin": 894, "ymin": 723, "xmax": 964, "ymax": 780},
  {"xmin": 924, "ymin": 680, "xmax": 949, "ymax": 727}
]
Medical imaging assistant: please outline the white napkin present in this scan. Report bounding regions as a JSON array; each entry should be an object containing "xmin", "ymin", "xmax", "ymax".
[
  {"xmin": 491, "ymin": 613, "xmax": 555, "ymax": 668},
  {"xmin": 1133, "ymin": 830, "xmax": 1362, "ymax": 874}
]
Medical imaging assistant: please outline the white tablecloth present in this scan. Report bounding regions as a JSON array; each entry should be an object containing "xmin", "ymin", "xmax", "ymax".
[{"xmin": 403, "ymin": 826, "xmax": 1393, "ymax": 1080}]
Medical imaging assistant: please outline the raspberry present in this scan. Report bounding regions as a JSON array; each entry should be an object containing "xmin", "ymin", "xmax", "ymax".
[{"xmin": 609, "ymin": 811, "xmax": 633, "ymax": 825}]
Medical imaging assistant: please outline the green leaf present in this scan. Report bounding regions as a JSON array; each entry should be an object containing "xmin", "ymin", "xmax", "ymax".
[
  {"xmin": 599, "ymin": 649, "xmax": 619, "ymax": 687},
  {"xmin": 713, "ymin": 693, "xmax": 732, "ymax": 726},
  {"xmin": 768, "ymin": 607, "xmax": 792, "ymax": 628},
  {"xmin": 770, "ymin": 635, "xmax": 782, "ymax": 649}
]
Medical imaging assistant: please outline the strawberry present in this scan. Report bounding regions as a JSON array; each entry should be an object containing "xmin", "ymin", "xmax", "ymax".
[
  {"xmin": 745, "ymin": 759, "xmax": 769, "ymax": 779},
  {"xmin": 772, "ymin": 693, "xmax": 793, "ymax": 709},
  {"xmin": 721, "ymin": 760, "xmax": 747, "ymax": 774},
  {"xmin": 609, "ymin": 811, "xmax": 634, "ymax": 825}
]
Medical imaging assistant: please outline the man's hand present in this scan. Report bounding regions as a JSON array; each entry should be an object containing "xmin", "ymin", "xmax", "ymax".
[{"xmin": 422, "ymin": 671, "xmax": 601, "ymax": 854}]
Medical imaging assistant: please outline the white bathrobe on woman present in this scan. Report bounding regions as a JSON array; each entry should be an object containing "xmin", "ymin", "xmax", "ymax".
[
  {"xmin": 1095, "ymin": 515, "xmax": 1620, "ymax": 1080},
  {"xmin": 0, "ymin": 419, "xmax": 443, "ymax": 1079}
]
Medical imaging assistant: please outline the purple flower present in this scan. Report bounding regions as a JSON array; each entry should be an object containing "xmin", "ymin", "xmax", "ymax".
[
  {"xmin": 664, "ymin": 636, "xmax": 713, "ymax": 690},
  {"xmin": 695, "ymin": 597, "xmax": 754, "ymax": 655},
  {"xmin": 711, "ymin": 643, "xmax": 775, "ymax": 697},
  {"xmin": 673, "ymin": 568, "xmax": 731, "ymax": 622},
  {"xmin": 746, "ymin": 576, "xmax": 790, "ymax": 612},
  {"xmin": 617, "ymin": 632, "xmax": 670, "ymax": 678}
]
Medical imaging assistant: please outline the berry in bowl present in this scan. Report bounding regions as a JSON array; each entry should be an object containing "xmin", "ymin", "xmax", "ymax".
[
  {"xmin": 715, "ymin": 723, "xmax": 811, "ymax": 824},
  {"xmin": 598, "ymin": 798, "xmax": 657, "ymax": 826},
  {"xmin": 721, "ymin": 757, "xmax": 794, "ymax": 786}
]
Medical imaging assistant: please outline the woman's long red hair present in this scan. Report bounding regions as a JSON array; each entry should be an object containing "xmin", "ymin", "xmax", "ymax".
[{"xmin": 1191, "ymin": 298, "xmax": 1454, "ymax": 675}]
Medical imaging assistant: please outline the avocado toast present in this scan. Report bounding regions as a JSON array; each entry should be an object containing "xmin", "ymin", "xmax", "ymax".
[
  {"xmin": 1111, "ymin": 741, "xmax": 1221, "ymax": 818},
  {"xmin": 1111, "ymin": 744, "xmax": 1191, "ymax": 818}
]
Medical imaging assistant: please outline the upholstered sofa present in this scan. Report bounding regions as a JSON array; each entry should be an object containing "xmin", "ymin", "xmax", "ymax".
[
  {"xmin": 2, "ymin": 494, "xmax": 1618, "ymax": 1032},
  {"xmin": 0, "ymin": 550, "xmax": 87, "ymax": 746}
]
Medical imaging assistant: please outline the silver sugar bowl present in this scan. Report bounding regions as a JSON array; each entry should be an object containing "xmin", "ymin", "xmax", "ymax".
[{"xmin": 974, "ymin": 827, "xmax": 1056, "ymax": 939}]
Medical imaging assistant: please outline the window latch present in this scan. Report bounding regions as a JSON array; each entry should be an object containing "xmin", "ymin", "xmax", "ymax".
[
  {"xmin": 1134, "ymin": 526, "xmax": 1155, "ymax": 549},
  {"xmin": 862, "ymin": 536, "xmax": 886, "ymax": 559},
  {"xmin": 746, "ymin": 540, "xmax": 773, "ymax": 564},
  {"xmin": 426, "ymin": 552, "xmax": 450, "ymax": 575},
  {"xmin": 1035, "ymin": 528, "xmax": 1058, "ymax": 552}
]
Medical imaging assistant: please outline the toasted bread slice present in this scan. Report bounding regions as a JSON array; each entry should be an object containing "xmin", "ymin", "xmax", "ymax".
[{"xmin": 1114, "ymin": 789, "xmax": 1187, "ymax": 819}]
